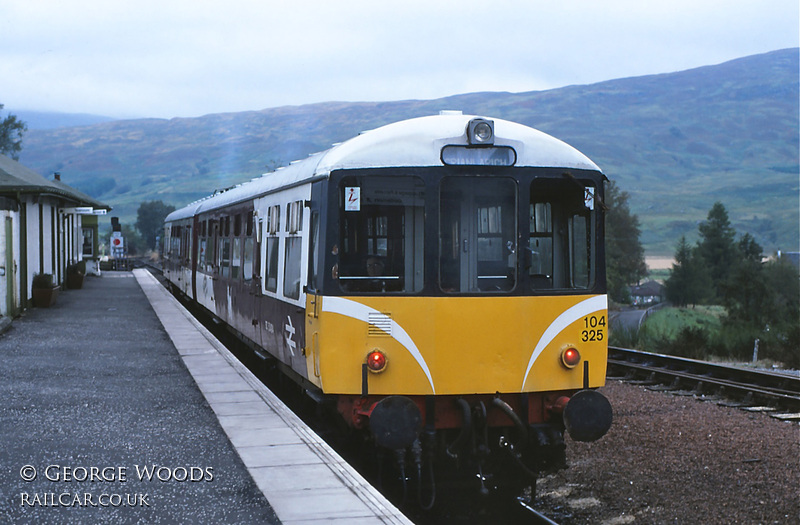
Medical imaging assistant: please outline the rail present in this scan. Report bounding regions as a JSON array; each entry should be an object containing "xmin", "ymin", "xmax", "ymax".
[{"xmin": 607, "ymin": 346, "xmax": 800, "ymax": 414}]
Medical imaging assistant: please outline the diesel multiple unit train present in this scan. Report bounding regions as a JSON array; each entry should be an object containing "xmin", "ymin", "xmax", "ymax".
[{"xmin": 163, "ymin": 113, "xmax": 612, "ymax": 504}]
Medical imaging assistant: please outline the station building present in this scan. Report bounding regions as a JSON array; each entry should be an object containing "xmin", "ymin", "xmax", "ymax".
[{"xmin": 0, "ymin": 154, "xmax": 111, "ymax": 318}]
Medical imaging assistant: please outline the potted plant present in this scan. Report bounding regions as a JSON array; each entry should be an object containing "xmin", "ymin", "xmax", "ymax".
[
  {"xmin": 32, "ymin": 273, "xmax": 59, "ymax": 307},
  {"xmin": 66, "ymin": 261, "xmax": 85, "ymax": 289}
]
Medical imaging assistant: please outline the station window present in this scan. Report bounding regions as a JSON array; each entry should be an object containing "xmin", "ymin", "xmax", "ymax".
[
  {"xmin": 337, "ymin": 175, "xmax": 425, "ymax": 293},
  {"xmin": 82, "ymin": 228, "xmax": 93, "ymax": 257}
]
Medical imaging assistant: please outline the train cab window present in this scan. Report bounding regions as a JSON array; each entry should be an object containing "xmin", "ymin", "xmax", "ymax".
[
  {"xmin": 439, "ymin": 177, "xmax": 517, "ymax": 293},
  {"xmin": 337, "ymin": 175, "xmax": 425, "ymax": 293},
  {"xmin": 529, "ymin": 179, "xmax": 596, "ymax": 290}
]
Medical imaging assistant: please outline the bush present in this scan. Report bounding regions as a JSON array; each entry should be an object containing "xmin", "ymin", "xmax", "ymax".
[{"xmin": 32, "ymin": 273, "xmax": 54, "ymax": 289}]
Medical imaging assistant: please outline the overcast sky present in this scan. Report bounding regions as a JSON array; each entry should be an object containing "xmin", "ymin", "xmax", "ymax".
[{"xmin": 2, "ymin": 0, "xmax": 798, "ymax": 119}]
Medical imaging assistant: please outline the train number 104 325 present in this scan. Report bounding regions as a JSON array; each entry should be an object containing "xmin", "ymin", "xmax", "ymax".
[{"xmin": 581, "ymin": 315, "xmax": 606, "ymax": 342}]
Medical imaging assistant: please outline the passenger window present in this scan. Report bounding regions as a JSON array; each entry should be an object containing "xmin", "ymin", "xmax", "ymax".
[
  {"xmin": 283, "ymin": 237, "xmax": 302, "ymax": 299},
  {"xmin": 264, "ymin": 206, "xmax": 280, "ymax": 293},
  {"xmin": 243, "ymin": 238, "xmax": 254, "ymax": 281},
  {"xmin": 265, "ymin": 238, "xmax": 279, "ymax": 292},
  {"xmin": 220, "ymin": 238, "xmax": 231, "ymax": 278},
  {"xmin": 231, "ymin": 238, "xmax": 241, "ymax": 279}
]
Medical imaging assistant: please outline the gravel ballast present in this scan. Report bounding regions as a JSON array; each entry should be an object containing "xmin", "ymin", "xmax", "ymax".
[{"xmin": 533, "ymin": 380, "xmax": 799, "ymax": 524}]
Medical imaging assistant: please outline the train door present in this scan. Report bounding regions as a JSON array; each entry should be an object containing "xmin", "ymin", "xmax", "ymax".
[
  {"xmin": 191, "ymin": 215, "xmax": 200, "ymax": 300},
  {"xmin": 305, "ymin": 184, "xmax": 324, "ymax": 386},
  {"xmin": 439, "ymin": 176, "xmax": 517, "ymax": 293}
]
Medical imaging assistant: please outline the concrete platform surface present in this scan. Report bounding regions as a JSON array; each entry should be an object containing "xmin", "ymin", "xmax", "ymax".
[
  {"xmin": 0, "ymin": 270, "xmax": 412, "ymax": 524},
  {"xmin": 0, "ymin": 271, "xmax": 278, "ymax": 524},
  {"xmin": 134, "ymin": 269, "xmax": 412, "ymax": 525}
]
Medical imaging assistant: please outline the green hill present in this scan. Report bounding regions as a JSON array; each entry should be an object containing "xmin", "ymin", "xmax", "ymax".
[{"xmin": 18, "ymin": 48, "xmax": 799, "ymax": 256}]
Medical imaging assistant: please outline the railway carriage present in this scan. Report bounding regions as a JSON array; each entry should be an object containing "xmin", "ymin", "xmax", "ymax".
[{"xmin": 163, "ymin": 112, "xmax": 612, "ymax": 502}]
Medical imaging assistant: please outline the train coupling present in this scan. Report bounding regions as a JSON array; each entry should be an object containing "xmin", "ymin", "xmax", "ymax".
[{"xmin": 562, "ymin": 389, "xmax": 613, "ymax": 442}]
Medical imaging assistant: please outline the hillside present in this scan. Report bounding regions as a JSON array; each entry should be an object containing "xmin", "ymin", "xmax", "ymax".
[{"xmin": 18, "ymin": 48, "xmax": 799, "ymax": 256}]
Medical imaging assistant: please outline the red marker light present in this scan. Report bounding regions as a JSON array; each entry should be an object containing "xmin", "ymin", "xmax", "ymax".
[
  {"xmin": 561, "ymin": 347, "xmax": 581, "ymax": 368},
  {"xmin": 366, "ymin": 350, "xmax": 387, "ymax": 372}
]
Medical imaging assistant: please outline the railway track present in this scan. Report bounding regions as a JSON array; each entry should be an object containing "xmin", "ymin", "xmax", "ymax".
[{"xmin": 608, "ymin": 346, "xmax": 800, "ymax": 418}]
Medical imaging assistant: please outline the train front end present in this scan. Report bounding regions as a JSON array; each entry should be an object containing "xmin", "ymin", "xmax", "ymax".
[{"xmin": 303, "ymin": 114, "xmax": 612, "ymax": 498}]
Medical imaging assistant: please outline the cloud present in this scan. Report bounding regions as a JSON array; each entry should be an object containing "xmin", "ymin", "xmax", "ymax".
[{"xmin": 1, "ymin": 0, "xmax": 797, "ymax": 118}]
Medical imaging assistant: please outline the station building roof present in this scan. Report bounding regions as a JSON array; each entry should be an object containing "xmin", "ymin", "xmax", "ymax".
[{"xmin": 0, "ymin": 154, "xmax": 111, "ymax": 211}]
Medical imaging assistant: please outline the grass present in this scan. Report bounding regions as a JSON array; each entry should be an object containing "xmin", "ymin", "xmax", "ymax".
[
  {"xmin": 637, "ymin": 306, "xmax": 723, "ymax": 350},
  {"xmin": 628, "ymin": 305, "xmax": 798, "ymax": 368}
]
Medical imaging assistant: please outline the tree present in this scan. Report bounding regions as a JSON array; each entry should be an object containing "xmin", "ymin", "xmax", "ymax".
[
  {"xmin": 0, "ymin": 104, "xmax": 27, "ymax": 160},
  {"xmin": 135, "ymin": 200, "xmax": 176, "ymax": 251},
  {"xmin": 665, "ymin": 236, "xmax": 711, "ymax": 306},
  {"xmin": 605, "ymin": 180, "xmax": 647, "ymax": 303},
  {"xmin": 696, "ymin": 202, "xmax": 737, "ymax": 301},
  {"xmin": 722, "ymin": 233, "xmax": 768, "ymax": 324}
]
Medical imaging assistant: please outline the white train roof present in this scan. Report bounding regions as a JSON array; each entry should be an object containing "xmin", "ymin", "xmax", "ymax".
[{"xmin": 166, "ymin": 113, "xmax": 601, "ymax": 222}]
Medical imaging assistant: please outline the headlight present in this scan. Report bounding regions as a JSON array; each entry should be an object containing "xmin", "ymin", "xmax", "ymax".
[{"xmin": 467, "ymin": 118, "xmax": 494, "ymax": 145}]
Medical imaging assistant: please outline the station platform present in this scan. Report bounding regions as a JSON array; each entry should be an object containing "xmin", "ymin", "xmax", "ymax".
[{"xmin": 0, "ymin": 269, "xmax": 412, "ymax": 524}]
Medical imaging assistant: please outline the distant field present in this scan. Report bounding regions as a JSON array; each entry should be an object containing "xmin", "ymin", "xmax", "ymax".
[{"xmin": 646, "ymin": 256, "xmax": 673, "ymax": 270}]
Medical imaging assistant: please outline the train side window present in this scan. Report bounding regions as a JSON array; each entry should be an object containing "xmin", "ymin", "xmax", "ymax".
[
  {"xmin": 199, "ymin": 238, "xmax": 207, "ymax": 268},
  {"xmin": 220, "ymin": 238, "xmax": 231, "ymax": 278},
  {"xmin": 231, "ymin": 237, "xmax": 241, "ymax": 279},
  {"xmin": 283, "ymin": 237, "xmax": 302, "ymax": 299},
  {"xmin": 265, "ymin": 237, "xmax": 279, "ymax": 292},
  {"xmin": 243, "ymin": 237, "xmax": 254, "ymax": 281},
  {"xmin": 264, "ymin": 206, "xmax": 280, "ymax": 292},
  {"xmin": 207, "ymin": 220, "xmax": 218, "ymax": 273},
  {"xmin": 282, "ymin": 201, "xmax": 304, "ymax": 299}
]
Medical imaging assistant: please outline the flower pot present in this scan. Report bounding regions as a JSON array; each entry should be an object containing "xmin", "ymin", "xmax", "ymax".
[
  {"xmin": 67, "ymin": 272, "xmax": 84, "ymax": 289},
  {"xmin": 32, "ymin": 286, "xmax": 60, "ymax": 307}
]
